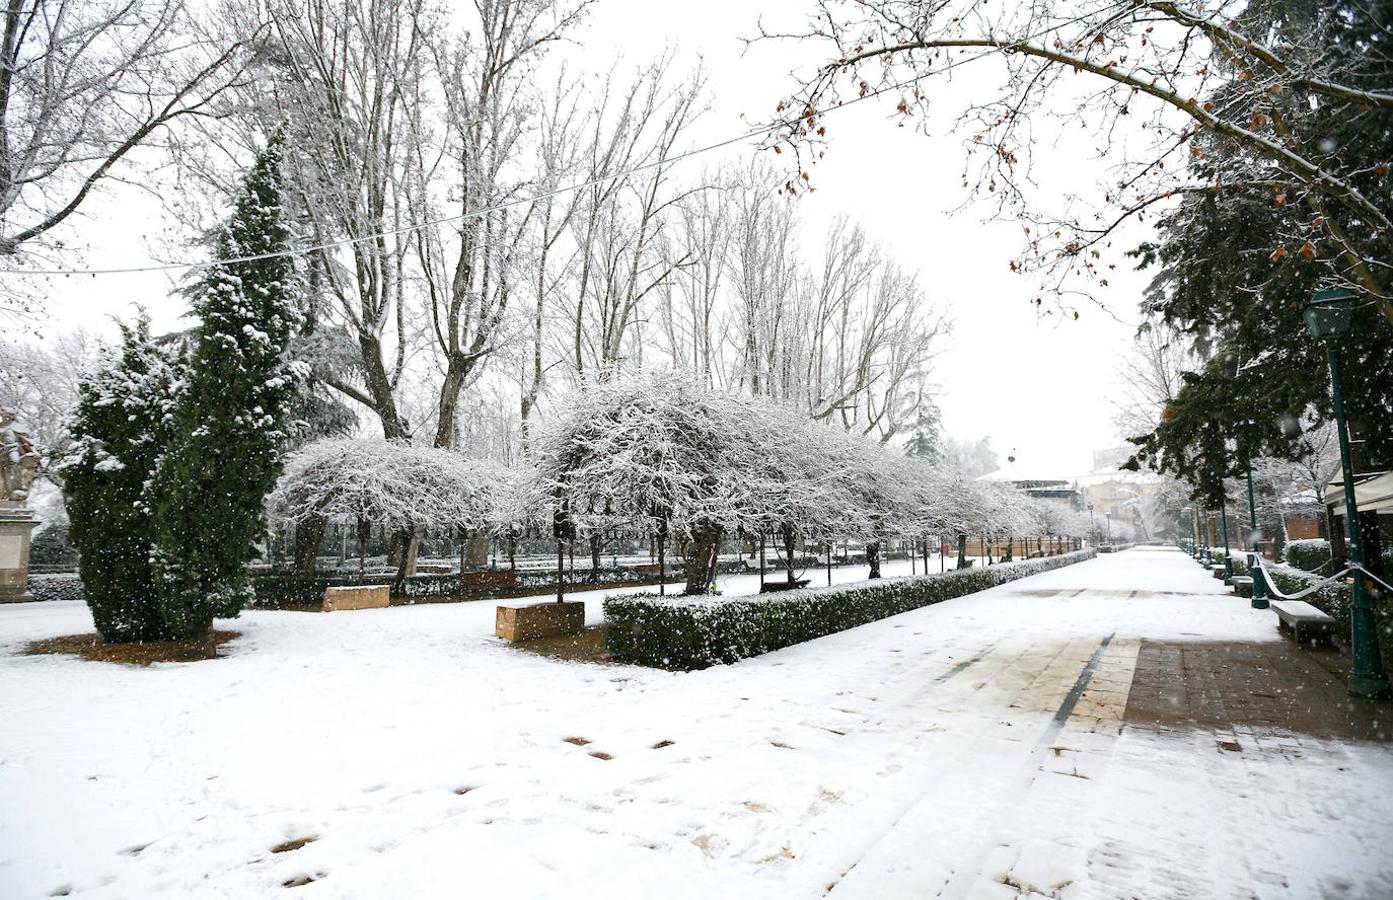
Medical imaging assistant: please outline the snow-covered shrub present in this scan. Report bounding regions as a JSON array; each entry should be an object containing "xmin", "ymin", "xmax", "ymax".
[
  {"xmin": 1284, "ymin": 539, "xmax": 1331, "ymax": 573},
  {"xmin": 149, "ymin": 139, "xmax": 306, "ymax": 639},
  {"xmin": 26, "ymin": 573, "xmax": 85, "ymax": 603},
  {"xmin": 60, "ymin": 316, "xmax": 185, "ymax": 642},
  {"xmin": 605, "ymin": 549, "xmax": 1096, "ymax": 669}
]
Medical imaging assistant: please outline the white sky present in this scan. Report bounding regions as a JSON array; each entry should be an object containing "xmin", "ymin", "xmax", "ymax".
[{"xmin": 19, "ymin": 0, "xmax": 1165, "ymax": 478}]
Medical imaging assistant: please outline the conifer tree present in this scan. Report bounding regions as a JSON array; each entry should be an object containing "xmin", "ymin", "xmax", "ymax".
[
  {"xmin": 150, "ymin": 139, "xmax": 304, "ymax": 638},
  {"xmin": 61, "ymin": 316, "xmax": 184, "ymax": 642}
]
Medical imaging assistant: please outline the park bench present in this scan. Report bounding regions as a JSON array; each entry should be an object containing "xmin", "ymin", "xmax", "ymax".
[
  {"xmin": 1209, "ymin": 563, "xmax": 1227, "ymax": 579},
  {"xmin": 1229, "ymin": 575, "xmax": 1253, "ymax": 598},
  {"xmin": 1269, "ymin": 599, "xmax": 1338, "ymax": 646}
]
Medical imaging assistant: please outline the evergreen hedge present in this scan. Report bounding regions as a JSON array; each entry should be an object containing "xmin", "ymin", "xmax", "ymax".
[
  {"xmin": 1284, "ymin": 539, "xmax": 1332, "ymax": 572},
  {"xmin": 605, "ymin": 549, "xmax": 1097, "ymax": 670}
]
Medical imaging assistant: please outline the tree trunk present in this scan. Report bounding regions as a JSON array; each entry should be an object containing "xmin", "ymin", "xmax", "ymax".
[
  {"xmin": 356, "ymin": 518, "xmax": 370, "ymax": 580},
  {"xmin": 293, "ymin": 515, "xmax": 327, "ymax": 576},
  {"xmin": 590, "ymin": 532, "xmax": 603, "ymax": 582},
  {"xmin": 866, "ymin": 540, "xmax": 881, "ymax": 579},
  {"xmin": 956, "ymin": 533, "xmax": 970, "ymax": 569},
  {"xmin": 683, "ymin": 522, "xmax": 722, "ymax": 595},
  {"xmin": 781, "ymin": 522, "xmax": 797, "ymax": 584}
]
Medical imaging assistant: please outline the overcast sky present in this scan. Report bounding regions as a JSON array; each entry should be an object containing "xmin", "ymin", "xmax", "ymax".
[{"xmin": 19, "ymin": 0, "xmax": 1165, "ymax": 478}]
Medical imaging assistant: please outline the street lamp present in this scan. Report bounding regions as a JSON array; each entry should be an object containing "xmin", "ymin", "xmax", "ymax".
[
  {"xmin": 1219, "ymin": 493, "xmax": 1233, "ymax": 585},
  {"xmin": 1246, "ymin": 465, "xmax": 1268, "ymax": 608},
  {"xmin": 1087, "ymin": 503, "xmax": 1096, "ymax": 547},
  {"xmin": 1304, "ymin": 287, "xmax": 1390, "ymax": 700}
]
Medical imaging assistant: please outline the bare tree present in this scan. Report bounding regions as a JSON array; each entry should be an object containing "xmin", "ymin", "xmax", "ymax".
[
  {"xmin": 764, "ymin": 0, "xmax": 1393, "ymax": 325},
  {"xmin": 0, "ymin": 0, "xmax": 252, "ymax": 279},
  {"xmin": 226, "ymin": 0, "xmax": 434, "ymax": 440},
  {"xmin": 415, "ymin": 0, "xmax": 589, "ymax": 449},
  {"xmin": 565, "ymin": 60, "xmax": 708, "ymax": 375},
  {"xmin": 1112, "ymin": 321, "xmax": 1200, "ymax": 439}
]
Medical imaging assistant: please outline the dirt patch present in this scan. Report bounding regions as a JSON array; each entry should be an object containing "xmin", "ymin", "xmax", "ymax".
[
  {"xmin": 270, "ymin": 836, "xmax": 318, "ymax": 854},
  {"xmin": 1125, "ymin": 639, "xmax": 1390, "ymax": 742},
  {"xmin": 511, "ymin": 624, "xmax": 614, "ymax": 664},
  {"xmin": 23, "ymin": 630, "xmax": 240, "ymax": 666}
]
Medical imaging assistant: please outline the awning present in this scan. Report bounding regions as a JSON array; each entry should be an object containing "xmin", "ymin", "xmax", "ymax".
[{"xmin": 1326, "ymin": 471, "xmax": 1393, "ymax": 515}]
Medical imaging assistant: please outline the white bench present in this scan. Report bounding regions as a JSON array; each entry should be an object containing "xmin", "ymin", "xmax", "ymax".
[{"xmin": 1270, "ymin": 599, "xmax": 1338, "ymax": 646}]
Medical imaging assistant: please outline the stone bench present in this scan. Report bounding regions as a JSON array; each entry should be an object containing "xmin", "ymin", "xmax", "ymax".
[
  {"xmin": 322, "ymin": 584, "xmax": 390, "ymax": 612},
  {"xmin": 1209, "ymin": 563, "xmax": 1227, "ymax": 579},
  {"xmin": 1230, "ymin": 576, "xmax": 1253, "ymax": 598},
  {"xmin": 1270, "ymin": 599, "xmax": 1338, "ymax": 646},
  {"xmin": 496, "ymin": 600, "xmax": 585, "ymax": 642}
]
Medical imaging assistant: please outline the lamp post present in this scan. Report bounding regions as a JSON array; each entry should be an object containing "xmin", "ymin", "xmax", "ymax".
[
  {"xmin": 1303, "ymin": 288, "xmax": 1390, "ymax": 700},
  {"xmin": 1219, "ymin": 494, "xmax": 1233, "ymax": 585},
  {"xmin": 1087, "ymin": 503, "xmax": 1096, "ymax": 548},
  {"xmin": 1246, "ymin": 465, "xmax": 1267, "ymax": 608}
]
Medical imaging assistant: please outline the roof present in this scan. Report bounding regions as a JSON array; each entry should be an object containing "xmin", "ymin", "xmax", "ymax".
[
  {"xmin": 1326, "ymin": 471, "xmax": 1393, "ymax": 515},
  {"xmin": 977, "ymin": 457, "xmax": 1073, "ymax": 486}
]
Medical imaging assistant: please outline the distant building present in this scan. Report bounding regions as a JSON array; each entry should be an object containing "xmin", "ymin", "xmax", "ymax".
[
  {"xmin": 1078, "ymin": 446, "xmax": 1168, "ymax": 540},
  {"xmin": 977, "ymin": 456, "xmax": 1083, "ymax": 509}
]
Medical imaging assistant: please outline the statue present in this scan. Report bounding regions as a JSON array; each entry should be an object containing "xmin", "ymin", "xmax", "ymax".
[
  {"xmin": 0, "ymin": 410, "xmax": 40, "ymax": 602},
  {"xmin": 0, "ymin": 410, "xmax": 40, "ymax": 506}
]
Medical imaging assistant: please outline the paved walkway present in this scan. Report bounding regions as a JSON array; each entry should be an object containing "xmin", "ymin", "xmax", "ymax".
[{"xmin": 2, "ymin": 547, "xmax": 1390, "ymax": 899}]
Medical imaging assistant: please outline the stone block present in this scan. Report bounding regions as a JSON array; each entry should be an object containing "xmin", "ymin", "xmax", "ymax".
[
  {"xmin": 496, "ymin": 600, "xmax": 585, "ymax": 642},
  {"xmin": 322, "ymin": 584, "xmax": 390, "ymax": 612}
]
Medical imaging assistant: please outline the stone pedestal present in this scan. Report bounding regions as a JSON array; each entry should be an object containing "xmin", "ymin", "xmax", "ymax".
[
  {"xmin": 0, "ymin": 504, "xmax": 39, "ymax": 603},
  {"xmin": 322, "ymin": 584, "xmax": 391, "ymax": 611},
  {"xmin": 495, "ymin": 600, "xmax": 585, "ymax": 642}
]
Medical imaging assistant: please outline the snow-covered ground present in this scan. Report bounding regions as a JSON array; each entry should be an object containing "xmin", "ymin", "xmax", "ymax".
[{"xmin": 2, "ymin": 548, "xmax": 1389, "ymax": 898}]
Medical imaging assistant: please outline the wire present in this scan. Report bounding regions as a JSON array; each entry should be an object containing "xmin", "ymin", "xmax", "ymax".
[{"xmin": 1, "ymin": 4, "xmax": 1128, "ymax": 279}]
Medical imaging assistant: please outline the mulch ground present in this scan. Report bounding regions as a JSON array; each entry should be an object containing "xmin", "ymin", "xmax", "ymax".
[
  {"xmin": 1125, "ymin": 639, "xmax": 1391, "ymax": 742},
  {"xmin": 510, "ymin": 624, "xmax": 614, "ymax": 664},
  {"xmin": 24, "ymin": 630, "xmax": 240, "ymax": 666}
]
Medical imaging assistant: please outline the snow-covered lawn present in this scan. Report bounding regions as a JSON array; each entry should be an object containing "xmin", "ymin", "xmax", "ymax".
[{"xmin": 2, "ymin": 548, "xmax": 1389, "ymax": 898}]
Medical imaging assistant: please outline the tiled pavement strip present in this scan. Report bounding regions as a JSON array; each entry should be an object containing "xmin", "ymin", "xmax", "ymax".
[{"xmin": 826, "ymin": 553, "xmax": 1391, "ymax": 900}]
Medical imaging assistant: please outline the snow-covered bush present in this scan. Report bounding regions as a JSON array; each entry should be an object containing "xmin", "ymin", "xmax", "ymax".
[
  {"xmin": 149, "ymin": 139, "xmax": 306, "ymax": 639},
  {"xmin": 26, "ymin": 573, "xmax": 85, "ymax": 603},
  {"xmin": 60, "ymin": 316, "xmax": 185, "ymax": 642},
  {"xmin": 1284, "ymin": 539, "xmax": 1332, "ymax": 573},
  {"xmin": 605, "ymin": 549, "xmax": 1096, "ymax": 669}
]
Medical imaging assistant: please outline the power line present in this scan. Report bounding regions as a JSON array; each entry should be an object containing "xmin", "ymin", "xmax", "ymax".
[{"xmin": 2, "ymin": 5, "xmax": 1126, "ymax": 279}]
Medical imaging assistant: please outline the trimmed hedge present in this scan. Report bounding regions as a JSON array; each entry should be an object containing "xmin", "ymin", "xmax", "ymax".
[
  {"xmin": 604, "ymin": 549, "xmax": 1097, "ymax": 670},
  {"xmin": 25, "ymin": 574, "xmax": 86, "ymax": 603},
  {"xmin": 1284, "ymin": 539, "xmax": 1332, "ymax": 573}
]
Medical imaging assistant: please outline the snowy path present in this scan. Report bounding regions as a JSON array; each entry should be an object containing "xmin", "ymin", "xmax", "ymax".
[{"xmin": 2, "ymin": 548, "xmax": 1390, "ymax": 898}]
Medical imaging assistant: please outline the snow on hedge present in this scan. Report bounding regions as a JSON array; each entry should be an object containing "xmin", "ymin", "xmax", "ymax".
[{"xmin": 605, "ymin": 549, "xmax": 1098, "ymax": 669}]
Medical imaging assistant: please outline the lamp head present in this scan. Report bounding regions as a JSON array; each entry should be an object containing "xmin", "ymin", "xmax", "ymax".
[{"xmin": 1304, "ymin": 287, "xmax": 1357, "ymax": 340}]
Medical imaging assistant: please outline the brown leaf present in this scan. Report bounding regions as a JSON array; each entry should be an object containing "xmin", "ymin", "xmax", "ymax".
[
  {"xmin": 1270, "ymin": 247, "xmax": 1288, "ymax": 262},
  {"xmin": 1298, "ymin": 241, "xmax": 1316, "ymax": 260}
]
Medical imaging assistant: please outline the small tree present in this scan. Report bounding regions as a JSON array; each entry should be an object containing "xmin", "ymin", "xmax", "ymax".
[
  {"xmin": 268, "ymin": 439, "xmax": 505, "ymax": 577},
  {"xmin": 149, "ymin": 139, "xmax": 304, "ymax": 639},
  {"xmin": 60, "ymin": 316, "xmax": 184, "ymax": 642}
]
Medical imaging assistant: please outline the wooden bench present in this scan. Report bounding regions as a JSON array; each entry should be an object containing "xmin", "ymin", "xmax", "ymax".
[
  {"xmin": 1229, "ymin": 575, "xmax": 1253, "ymax": 598},
  {"xmin": 1209, "ymin": 563, "xmax": 1227, "ymax": 579},
  {"xmin": 1270, "ymin": 599, "xmax": 1338, "ymax": 646}
]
